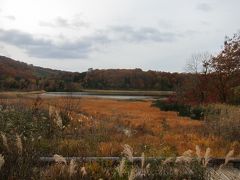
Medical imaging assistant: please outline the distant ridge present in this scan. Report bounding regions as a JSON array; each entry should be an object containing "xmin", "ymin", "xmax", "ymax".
[
  {"xmin": 0, "ymin": 55, "xmax": 187, "ymax": 92},
  {"xmin": 0, "ymin": 55, "xmax": 68, "ymax": 79},
  {"xmin": 0, "ymin": 55, "xmax": 85, "ymax": 91}
]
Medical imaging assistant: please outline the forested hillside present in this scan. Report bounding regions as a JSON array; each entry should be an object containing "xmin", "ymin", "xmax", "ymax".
[
  {"xmin": 83, "ymin": 69, "xmax": 187, "ymax": 90},
  {"xmin": 0, "ymin": 55, "xmax": 189, "ymax": 92},
  {"xmin": 0, "ymin": 56, "xmax": 86, "ymax": 91}
]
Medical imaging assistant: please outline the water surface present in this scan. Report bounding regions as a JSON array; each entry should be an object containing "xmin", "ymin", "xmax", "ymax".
[{"xmin": 42, "ymin": 92, "xmax": 161, "ymax": 100}]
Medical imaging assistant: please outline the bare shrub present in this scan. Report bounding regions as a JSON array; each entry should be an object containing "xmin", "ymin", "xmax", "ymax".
[{"xmin": 204, "ymin": 104, "xmax": 240, "ymax": 141}]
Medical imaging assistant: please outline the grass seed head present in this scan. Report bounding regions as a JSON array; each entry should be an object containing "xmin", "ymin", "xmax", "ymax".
[
  {"xmin": 16, "ymin": 134, "xmax": 23, "ymax": 155},
  {"xmin": 1, "ymin": 132, "xmax": 9, "ymax": 151},
  {"xmin": 224, "ymin": 149, "xmax": 234, "ymax": 165},
  {"xmin": 69, "ymin": 159, "xmax": 77, "ymax": 177},
  {"xmin": 0, "ymin": 154, "xmax": 5, "ymax": 170},
  {"xmin": 204, "ymin": 147, "xmax": 211, "ymax": 167},
  {"xmin": 195, "ymin": 145, "xmax": 201, "ymax": 161},
  {"xmin": 80, "ymin": 166, "xmax": 87, "ymax": 176},
  {"xmin": 163, "ymin": 157, "xmax": 175, "ymax": 165},
  {"xmin": 122, "ymin": 144, "xmax": 133, "ymax": 162},
  {"xmin": 53, "ymin": 154, "xmax": 67, "ymax": 165},
  {"xmin": 116, "ymin": 158, "xmax": 125, "ymax": 177},
  {"xmin": 182, "ymin": 149, "xmax": 193, "ymax": 157},
  {"xmin": 141, "ymin": 152, "xmax": 145, "ymax": 169},
  {"xmin": 128, "ymin": 168, "xmax": 136, "ymax": 180}
]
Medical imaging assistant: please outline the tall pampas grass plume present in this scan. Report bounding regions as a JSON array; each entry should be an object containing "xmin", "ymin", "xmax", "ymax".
[
  {"xmin": 220, "ymin": 150, "xmax": 234, "ymax": 169},
  {"xmin": 49, "ymin": 106, "xmax": 63, "ymax": 128},
  {"xmin": 49, "ymin": 105, "xmax": 55, "ymax": 117},
  {"xmin": 53, "ymin": 154, "xmax": 67, "ymax": 165},
  {"xmin": 182, "ymin": 149, "xmax": 193, "ymax": 157},
  {"xmin": 163, "ymin": 157, "xmax": 175, "ymax": 165},
  {"xmin": 55, "ymin": 110, "xmax": 63, "ymax": 128},
  {"xmin": 204, "ymin": 147, "xmax": 211, "ymax": 167},
  {"xmin": 128, "ymin": 168, "xmax": 136, "ymax": 180},
  {"xmin": 80, "ymin": 166, "xmax": 87, "ymax": 176},
  {"xmin": 69, "ymin": 159, "xmax": 77, "ymax": 177},
  {"xmin": 16, "ymin": 134, "xmax": 23, "ymax": 155},
  {"xmin": 122, "ymin": 144, "xmax": 133, "ymax": 163},
  {"xmin": 0, "ymin": 154, "xmax": 5, "ymax": 170},
  {"xmin": 195, "ymin": 145, "xmax": 201, "ymax": 161},
  {"xmin": 116, "ymin": 158, "xmax": 125, "ymax": 177},
  {"xmin": 1, "ymin": 132, "xmax": 9, "ymax": 151},
  {"xmin": 141, "ymin": 152, "xmax": 145, "ymax": 169}
]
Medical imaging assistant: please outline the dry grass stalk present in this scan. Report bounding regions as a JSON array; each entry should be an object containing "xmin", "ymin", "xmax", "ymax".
[
  {"xmin": 204, "ymin": 147, "xmax": 211, "ymax": 167},
  {"xmin": 116, "ymin": 158, "xmax": 125, "ymax": 177},
  {"xmin": 175, "ymin": 156, "xmax": 192, "ymax": 163},
  {"xmin": 128, "ymin": 168, "xmax": 136, "ymax": 180},
  {"xmin": 224, "ymin": 150, "xmax": 234, "ymax": 165},
  {"xmin": 55, "ymin": 110, "xmax": 63, "ymax": 128},
  {"xmin": 53, "ymin": 154, "xmax": 67, "ymax": 165},
  {"xmin": 146, "ymin": 163, "xmax": 150, "ymax": 173},
  {"xmin": 195, "ymin": 145, "xmax": 201, "ymax": 161},
  {"xmin": 220, "ymin": 150, "xmax": 234, "ymax": 169},
  {"xmin": 80, "ymin": 166, "xmax": 87, "ymax": 176},
  {"xmin": 163, "ymin": 157, "xmax": 175, "ymax": 165},
  {"xmin": 16, "ymin": 134, "xmax": 23, "ymax": 155},
  {"xmin": 141, "ymin": 152, "xmax": 145, "ymax": 169},
  {"xmin": 123, "ymin": 129, "xmax": 132, "ymax": 137},
  {"xmin": 49, "ymin": 106, "xmax": 63, "ymax": 128},
  {"xmin": 1, "ymin": 132, "xmax": 9, "ymax": 151},
  {"xmin": 182, "ymin": 149, "xmax": 193, "ymax": 157},
  {"xmin": 0, "ymin": 154, "xmax": 5, "ymax": 170},
  {"xmin": 69, "ymin": 159, "xmax": 77, "ymax": 177},
  {"xmin": 122, "ymin": 144, "xmax": 134, "ymax": 163},
  {"xmin": 49, "ymin": 105, "xmax": 55, "ymax": 117}
]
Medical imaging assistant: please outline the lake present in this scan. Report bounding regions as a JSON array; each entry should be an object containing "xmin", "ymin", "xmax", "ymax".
[{"xmin": 41, "ymin": 92, "xmax": 165, "ymax": 100}]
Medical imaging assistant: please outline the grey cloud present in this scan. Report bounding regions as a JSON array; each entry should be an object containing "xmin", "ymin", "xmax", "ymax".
[
  {"xmin": 158, "ymin": 19, "xmax": 174, "ymax": 29},
  {"xmin": 0, "ymin": 25, "xmax": 180, "ymax": 59},
  {"xmin": 109, "ymin": 26, "xmax": 179, "ymax": 42},
  {"xmin": 196, "ymin": 3, "xmax": 212, "ymax": 12},
  {"xmin": 39, "ymin": 17, "xmax": 89, "ymax": 28},
  {"xmin": 0, "ymin": 44, "xmax": 11, "ymax": 57},
  {"xmin": 5, "ymin": 15, "xmax": 16, "ymax": 21},
  {"xmin": 0, "ymin": 29, "xmax": 108, "ymax": 59}
]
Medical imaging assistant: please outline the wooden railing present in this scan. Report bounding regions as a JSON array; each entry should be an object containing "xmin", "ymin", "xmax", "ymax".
[{"xmin": 39, "ymin": 157, "xmax": 240, "ymax": 168}]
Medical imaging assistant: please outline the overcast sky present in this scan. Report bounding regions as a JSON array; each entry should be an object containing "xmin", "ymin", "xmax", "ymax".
[{"xmin": 0, "ymin": 0, "xmax": 240, "ymax": 72}]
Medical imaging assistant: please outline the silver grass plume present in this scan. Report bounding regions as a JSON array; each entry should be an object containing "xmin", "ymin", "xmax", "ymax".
[
  {"xmin": 0, "ymin": 154, "xmax": 5, "ymax": 170},
  {"xmin": 69, "ymin": 159, "xmax": 77, "ymax": 177},
  {"xmin": 80, "ymin": 167, "xmax": 87, "ymax": 176},
  {"xmin": 182, "ymin": 149, "xmax": 193, "ymax": 157},
  {"xmin": 122, "ymin": 144, "xmax": 133, "ymax": 163},
  {"xmin": 163, "ymin": 157, "xmax": 175, "ymax": 165},
  {"xmin": 128, "ymin": 168, "xmax": 136, "ymax": 180},
  {"xmin": 55, "ymin": 110, "xmax": 63, "ymax": 128},
  {"xmin": 16, "ymin": 134, "xmax": 23, "ymax": 155},
  {"xmin": 175, "ymin": 156, "xmax": 192, "ymax": 163},
  {"xmin": 220, "ymin": 150, "xmax": 234, "ymax": 169},
  {"xmin": 49, "ymin": 105, "xmax": 55, "ymax": 117},
  {"xmin": 204, "ymin": 147, "xmax": 211, "ymax": 167},
  {"xmin": 141, "ymin": 152, "xmax": 145, "ymax": 169},
  {"xmin": 116, "ymin": 158, "xmax": 126, "ymax": 177},
  {"xmin": 1, "ymin": 132, "xmax": 9, "ymax": 151},
  {"xmin": 195, "ymin": 145, "xmax": 201, "ymax": 161},
  {"xmin": 53, "ymin": 154, "xmax": 67, "ymax": 165}
]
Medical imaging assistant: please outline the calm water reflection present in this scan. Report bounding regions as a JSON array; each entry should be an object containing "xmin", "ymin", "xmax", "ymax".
[{"xmin": 41, "ymin": 92, "xmax": 161, "ymax": 100}]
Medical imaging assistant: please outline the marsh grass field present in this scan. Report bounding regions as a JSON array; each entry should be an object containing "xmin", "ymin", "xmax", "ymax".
[
  {"xmin": 1, "ymin": 0, "xmax": 240, "ymax": 179},
  {"xmin": 0, "ymin": 94, "xmax": 239, "ymax": 179}
]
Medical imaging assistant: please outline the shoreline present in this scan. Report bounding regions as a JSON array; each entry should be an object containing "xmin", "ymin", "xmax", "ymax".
[{"xmin": 0, "ymin": 89, "xmax": 174, "ymax": 97}]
